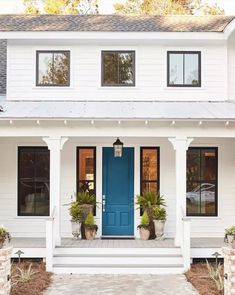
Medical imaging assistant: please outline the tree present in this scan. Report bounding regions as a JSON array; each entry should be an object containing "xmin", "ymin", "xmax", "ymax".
[
  {"xmin": 114, "ymin": 0, "xmax": 224, "ymax": 15},
  {"xmin": 22, "ymin": 0, "xmax": 98, "ymax": 14},
  {"xmin": 23, "ymin": 0, "xmax": 40, "ymax": 14}
]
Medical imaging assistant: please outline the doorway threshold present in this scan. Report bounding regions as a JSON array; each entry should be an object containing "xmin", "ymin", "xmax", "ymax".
[{"xmin": 101, "ymin": 236, "xmax": 135, "ymax": 240}]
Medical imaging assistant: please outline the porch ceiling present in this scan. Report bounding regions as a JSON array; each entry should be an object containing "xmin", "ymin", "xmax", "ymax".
[{"xmin": 1, "ymin": 101, "xmax": 235, "ymax": 120}]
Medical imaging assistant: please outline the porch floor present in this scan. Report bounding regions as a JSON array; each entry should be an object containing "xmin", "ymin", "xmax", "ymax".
[{"xmin": 10, "ymin": 237, "xmax": 225, "ymax": 249}]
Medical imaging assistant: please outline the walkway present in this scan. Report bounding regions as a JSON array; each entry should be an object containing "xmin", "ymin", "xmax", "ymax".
[{"xmin": 44, "ymin": 274, "xmax": 199, "ymax": 295}]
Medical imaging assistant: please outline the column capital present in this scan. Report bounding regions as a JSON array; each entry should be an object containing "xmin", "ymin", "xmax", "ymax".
[
  {"xmin": 168, "ymin": 137, "xmax": 194, "ymax": 151},
  {"xmin": 42, "ymin": 136, "xmax": 68, "ymax": 151}
]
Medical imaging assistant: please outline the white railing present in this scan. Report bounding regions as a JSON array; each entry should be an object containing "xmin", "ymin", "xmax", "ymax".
[
  {"xmin": 181, "ymin": 206, "xmax": 191, "ymax": 271},
  {"xmin": 45, "ymin": 206, "xmax": 56, "ymax": 272}
]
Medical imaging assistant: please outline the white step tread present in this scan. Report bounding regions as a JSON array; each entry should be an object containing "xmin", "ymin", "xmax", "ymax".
[
  {"xmin": 53, "ymin": 253, "xmax": 182, "ymax": 258},
  {"xmin": 53, "ymin": 263, "xmax": 184, "ymax": 268}
]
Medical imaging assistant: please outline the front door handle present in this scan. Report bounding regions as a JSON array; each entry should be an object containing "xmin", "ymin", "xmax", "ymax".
[{"xmin": 102, "ymin": 195, "xmax": 106, "ymax": 212}]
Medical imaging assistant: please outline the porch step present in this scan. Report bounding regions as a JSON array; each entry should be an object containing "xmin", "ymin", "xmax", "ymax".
[
  {"xmin": 53, "ymin": 263, "xmax": 184, "ymax": 274},
  {"xmin": 52, "ymin": 247, "xmax": 184, "ymax": 274}
]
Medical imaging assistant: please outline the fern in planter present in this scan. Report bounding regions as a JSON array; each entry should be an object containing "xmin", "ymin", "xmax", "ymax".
[
  {"xmin": 76, "ymin": 191, "xmax": 96, "ymax": 205},
  {"xmin": 137, "ymin": 211, "xmax": 150, "ymax": 229},
  {"xmin": 0, "ymin": 226, "xmax": 11, "ymax": 248},
  {"xmin": 69, "ymin": 202, "xmax": 81, "ymax": 222},
  {"xmin": 136, "ymin": 191, "xmax": 166, "ymax": 209},
  {"xmin": 153, "ymin": 206, "xmax": 167, "ymax": 221},
  {"xmin": 85, "ymin": 212, "xmax": 98, "ymax": 231}
]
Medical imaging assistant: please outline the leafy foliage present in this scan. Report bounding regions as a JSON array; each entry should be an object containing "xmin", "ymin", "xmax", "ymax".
[
  {"xmin": 23, "ymin": 0, "xmax": 99, "ymax": 14},
  {"xmin": 136, "ymin": 191, "xmax": 166, "ymax": 209},
  {"xmin": 140, "ymin": 211, "xmax": 150, "ymax": 226},
  {"xmin": 114, "ymin": 0, "xmax": 224, "ymax": 16},
  {"xmin": 0, "ymin": 226, "xmax": 11, "ymax": 243},
  {"xmin": 206, "ymin": 260, "xmax": 224, "ymax": 292},
  {"xmin": 11, "ymin": 263, "xmax": 38, "ymax": 288},
  {"xmin": 225, "ymin": 225, "xmax": 235, "ymax": 235},
  {"xmin": 77, "ymin": 191, "xmax": 96, "ymax": 205},
  {"xmin": 85, "ymin": 212, "xmax": 95, "ymax": 225},
  {"xmin": 69, "ymin": 201, "xmax": 82, "ymax": 222},
  {"xmin": 153, "ymin": 206, "xmax": 167, "ymax": 220}
]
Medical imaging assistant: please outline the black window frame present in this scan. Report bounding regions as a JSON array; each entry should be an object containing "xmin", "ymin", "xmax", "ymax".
[
  {"xmin": 187, "ymin": 147, "xmax": 218, "ymax": 217},
  {"xmin": 140, "ymin": 147, "xmax": 160, "ymax": 195},
  {"xmin": 167, "ymin": 51, "xmax": 201, "ymax": 87},
  {"xmin": 18, "ymin": 146, "xmax": 50, "ymax": 217},
  {"xmin": 101, "ymin": 50, "xmax": 136, "ymax": 87},
  {"xmin": 76, "ymin": 147, "xmax": 96, "ymax": 214},
  {"xmin": 36, "ymin": 50, "xmax": 70, "ymax": 87}
]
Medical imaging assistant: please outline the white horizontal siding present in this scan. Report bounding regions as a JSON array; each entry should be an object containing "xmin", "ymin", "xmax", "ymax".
[{"xmin": 7, "ymin": 43, "xmax": 228, "ymax": 101}]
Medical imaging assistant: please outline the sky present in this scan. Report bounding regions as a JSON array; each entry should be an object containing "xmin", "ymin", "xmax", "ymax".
[{"xmin": 0, "ymin": 0, "xmax": 235, "ymax": 14}]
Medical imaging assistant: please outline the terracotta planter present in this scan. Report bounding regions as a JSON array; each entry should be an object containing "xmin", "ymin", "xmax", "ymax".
[
  {"xmin": 138, "ymin": 226, "xmax": 150, "ymax": 240},
  {"xmin": 84, "ymin": 225, "xmax": 98, "ymax": 240},
  {"xmin": 71, "ymin": 221, "xmax": 81, "ymax": 239},
  {"xmin": 153, "ymin": 220, "xmax": 165, "ymax": 240}
]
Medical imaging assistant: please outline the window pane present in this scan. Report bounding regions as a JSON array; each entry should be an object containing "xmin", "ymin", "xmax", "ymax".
[
  {"xmin": 103, "ymin": 53, "xmax": 118, "ymax": 85},
  {"xmin": 119, "ymin": 53, "xmax": 134, "ymax": 85},
  {"xmin": 142, "ymin": 182, "xmax": 158, "ymax": 193},
  {"xmin": 184, "ymin": 54, "xmax": 199, "ymax": 85},
  {"xmin": 187, "ymin": 148, "xmax": 217, "ymax": 216},
  {"xmin": 38, "ymin": 53, "xmax": 54, "ymax": 85},
  {"xmin": 187, "ymin": 149, "xmax": 200, "ymax": 182},
  {"xmin": 18, "ymin": 148, "xmax": 50, "ymax": 216},
  {"xmin": 169, "ymin": 54, "xmax": 183, "ymax": 85},
  {"xmin": 201, "ymin": 149, "xmax": 216, "ymax": 182},
  {"xmin": 142, "ymin": 148, "xmax": 158, "ymax": 181},
  {"xmin": 53, "ymin": 52, "xmax": 70, "ymax": 85},
  {"xmin": 78, "ymin": 148, "xmax": 96, "ymax": 195},
  {"xmin": 186, "ymin": 182, "xmax": 201, "ymax": 215}
]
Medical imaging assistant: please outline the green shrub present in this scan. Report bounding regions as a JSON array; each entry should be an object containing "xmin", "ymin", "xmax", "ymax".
[
  {"xmin": 153, "ymin": 206, "xmax": 167, "ymax": 221},
  {"xmin": 77, "ymin": 191, "xmax": 96, "ymax": 205},
  {"xmin": 0, "ymin": 226, "xmax": 11, "ymax": 242},
  {"xmin": 225, "ymin": 225, "xmax": 235, "ymax": 235},
  {"xmin": 136, "ymin": 191, "xmax": 166, "ymax": 208},
  {"xmin": 85, "ymin": 212, "xmax": 95, "ymax": 226},
  {"xmin": 140, "ymin": 211, "xmax": 150, "ymax": 226},
  {"xmin": 69, "ymin": 202, "xmax": 81, "ymax": 222}
]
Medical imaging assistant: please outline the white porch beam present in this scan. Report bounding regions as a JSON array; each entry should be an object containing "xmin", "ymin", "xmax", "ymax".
[
  {"xmin": 43, "ymin": 136, "xmax": 68, "ymax": 246},
  {"xmin": 168, "ymin": 137, "xmax": 193, "ymax": 246}
]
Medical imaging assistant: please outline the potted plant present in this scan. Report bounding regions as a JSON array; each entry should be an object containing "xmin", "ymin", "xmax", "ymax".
[
  {"xmin": 225, "ymin": 225, "xmax": 235, "ymax": 247},
  {"xmin": 0, "ymin": 226, "xmax": 11, "ymax": 249},
  {"xmin": 136, "ymin": 191, "xmax": 166, "ymax": 239},
  {"xmin": 137, "ymin": 211, "xmax": 150, "ymax": 240},
  {"xmin": 69, "ymin": 201, "xmax": 82, "ymax": 239},
  {"xmin": 77, "ymin": 191, "xmax": 96, "ymax": 239},
  {"xmin": 153, "ymin": 206, "xmax": 167, "ymax": 240},
  {"xmin": 84, "ymin": 212, "xmax": 98, "ymax": 240}
]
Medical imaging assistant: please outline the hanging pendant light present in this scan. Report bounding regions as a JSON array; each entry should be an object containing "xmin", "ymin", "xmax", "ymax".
[{"xmin": 113, "ymin": 138, "xmax": 123, "ymax": 157}]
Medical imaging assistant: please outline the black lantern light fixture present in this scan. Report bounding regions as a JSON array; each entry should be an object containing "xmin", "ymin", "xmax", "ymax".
[{"xmin": 113, "ymin": 138, "xmax": 123, "ymax": 157}]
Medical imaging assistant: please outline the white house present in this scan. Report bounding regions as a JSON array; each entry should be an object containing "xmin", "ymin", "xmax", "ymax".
[{"xmin": 1, "ymin": 14, "xmax": 235, "ymax": 274}]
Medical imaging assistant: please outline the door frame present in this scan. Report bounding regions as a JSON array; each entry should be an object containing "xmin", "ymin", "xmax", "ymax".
[{"xmin": 101, "ymin": 146, "xmax": 135, "ymax": 236}]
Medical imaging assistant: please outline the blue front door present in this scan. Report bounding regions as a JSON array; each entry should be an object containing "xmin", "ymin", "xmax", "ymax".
[{"xmin": 102, "ymin": 147, "xmax": 134, "ymax": 236}]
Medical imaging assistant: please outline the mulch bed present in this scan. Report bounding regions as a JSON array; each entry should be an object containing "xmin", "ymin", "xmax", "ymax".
[
  {"xmin": 11, "ymin": 260, "xmax": 52, "ymax": 295},
  {"xmin": 185, "ymin": 263, "xmax": 223, "ymax": 295}
]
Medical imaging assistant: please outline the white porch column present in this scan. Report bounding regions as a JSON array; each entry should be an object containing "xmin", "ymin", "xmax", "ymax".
[
  {"xmin": 43, "ymin": 136, "xmax": 68, "ymax": 246},
  {"xmin": 168, "ymin": 137, "xmax": 193, "ymax": 246}
]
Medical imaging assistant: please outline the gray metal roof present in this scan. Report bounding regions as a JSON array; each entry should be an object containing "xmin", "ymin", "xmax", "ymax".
[
  {"xmin": 1, "ymin": 101, "xmax": 235, "ymax": 120},
  {"xmin": 0, "ymin": 15, "xmax": 234, "ymax": 32}
]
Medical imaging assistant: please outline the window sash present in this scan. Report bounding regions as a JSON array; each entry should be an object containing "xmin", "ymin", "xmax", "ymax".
[
  {"xmin": 140, "ymin": 147, "xmax": 160, "ymax": 195},
  {"xmin": 36, "ymin": 50, "xmax": 70, "ymax": 87},
  {"xmin": 101, "ymin": 51, "xmax": 135, "ymax": 87},
  {"xmin": 186, "ymin": 147, "xmax": 218, "ymax": 217},
  {"xmin": 18, "ymin": 147, "xmax": 50, "ymax": 216},
  {"xmin": 167, "ymin": 51, "xmax": 201, "ymax": 87}
]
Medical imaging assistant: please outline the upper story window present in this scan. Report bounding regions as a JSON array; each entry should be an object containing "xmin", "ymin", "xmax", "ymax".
[
  {"xmin": 102, "ymin": 51, "xmax": 135, "ymax": 87},
  {"xmin": 187, "ymin": 147, "xmax": 218, "ymax": 216},
  {"xmin": 36, "ymin": 51, "xmax": 70, "ymax": 86},
  {"xmin": 167, "ymin": 51, "xmax": 201, "ymax": 87}
]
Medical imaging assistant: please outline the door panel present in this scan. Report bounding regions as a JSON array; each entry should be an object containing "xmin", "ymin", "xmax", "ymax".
[{"xmin": 102, "ymin": 147, "xmax": 134, "ymax": 236}]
